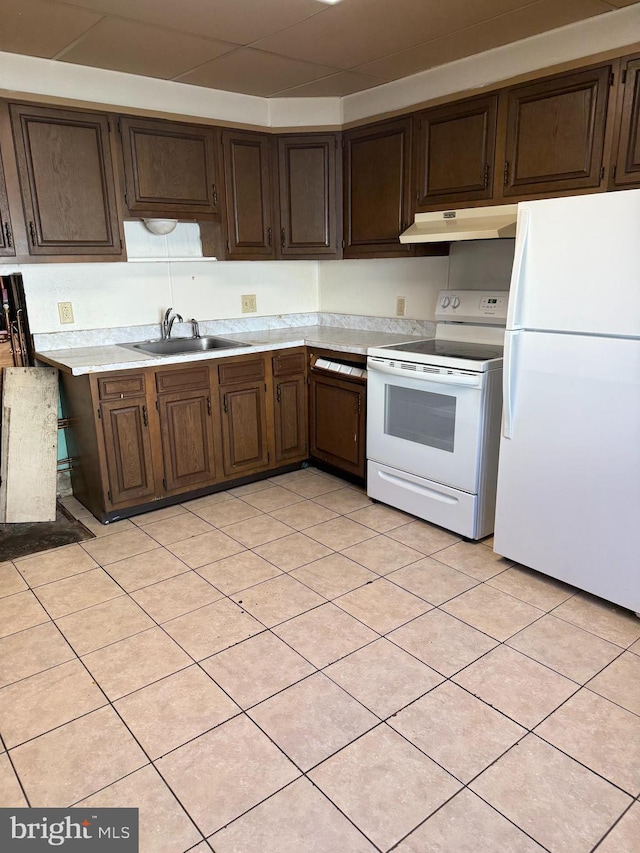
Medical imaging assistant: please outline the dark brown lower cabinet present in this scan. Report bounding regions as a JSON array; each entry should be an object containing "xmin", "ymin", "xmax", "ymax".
[
  {"xmin": 157, "ymin": 390, "xmax": 216, "ymax": 493},
  {"xmin": 310, "ymin": 371, "xmax": 366, "ymax": 479},
  {"xmin": 154, "ymin": 365, "xmax": 217, "ymax": 494},
  {"xmin": 273, "ymin": 350, "xmax": 307, "ymax": 463},
  {"xmin": 218, "ymin": 356, "xmax": 270, "ymax": 477},
  {"xmin": 62, "ymin": 348, "xmax": 368, "ymax": 522},
  {"xmin": 100, "ymin": 397, "xmax": 156, "ymax": 506}
]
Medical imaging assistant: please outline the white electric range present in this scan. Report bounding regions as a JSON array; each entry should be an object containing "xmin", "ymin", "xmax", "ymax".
[{"xmin": 366, "ymin": 290, "xmax": 507, "ymax": 539}]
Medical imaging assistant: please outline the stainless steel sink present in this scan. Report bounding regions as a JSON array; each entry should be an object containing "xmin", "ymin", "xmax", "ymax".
[{"xmin": 120, "ymin": 336, "xmax": 250, "ymax": 356}]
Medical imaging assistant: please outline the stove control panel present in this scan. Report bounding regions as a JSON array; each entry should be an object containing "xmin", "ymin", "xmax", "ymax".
[{"xmin": 436, "ymin": 290, "xmax": 508, "ymax": 324}]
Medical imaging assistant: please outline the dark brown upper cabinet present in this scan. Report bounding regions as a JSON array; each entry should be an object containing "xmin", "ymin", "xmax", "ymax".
[
  {"xmin": 119, "ymin": 116, "xmax": 219, "ymax": 219},
  {"xmin": 277, "ymin": 134, "xmax": 340, "ymax": 258},
  {"xmin": 415, "ymin": 95, "xmax": 498, "ymax": 209},
  {"xmin": 612, "ymin": 55, "xmax": 640, "ymax": 189},
  {"xmin": 9, "ymin": 103, "xmax": 123, "ymax": 257},
  {"xmin": 501, "ymin": 65, "xmax": 612, "ymax": 198},
  {"xmin": 343, "ymin": 117, "xmax": 415, "ymax": 257},
  {"xmin": 220, "ymin": 129, "xmax": 275, "ymax": 259},
  {"xmin": 0, "ymin": 147, "xmax": 14, "ymax": 256}
]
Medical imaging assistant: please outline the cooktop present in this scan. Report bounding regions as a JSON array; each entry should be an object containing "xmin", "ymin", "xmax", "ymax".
[{"xmin": 380, "ymin": 338, "xmax": 504, "ymax": 362}]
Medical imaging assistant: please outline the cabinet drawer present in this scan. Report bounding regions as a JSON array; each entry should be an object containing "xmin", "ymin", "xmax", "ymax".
[
  {"xmin": 218, "ymin": 358, "xmax": 265, "ymax": 386},
  {"xmin": 98, "ymin": 373, "xmax": 146, "ymax": 400},
  {"xmin": 156, "ymin": 366, "xmax": 210, "ymax": 394},
  {"xmin": 272, "ymin": 351, "xmax": 305, "ymax": 376}
]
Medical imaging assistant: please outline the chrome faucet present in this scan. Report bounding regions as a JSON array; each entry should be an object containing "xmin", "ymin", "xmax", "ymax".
[
  {"xmin": 161, "ymin": 308, "xmax": 183, "ymax": 340},
  {"xmin": 190, "ymin": 318, "xmax": 201, "ymax": 339}
]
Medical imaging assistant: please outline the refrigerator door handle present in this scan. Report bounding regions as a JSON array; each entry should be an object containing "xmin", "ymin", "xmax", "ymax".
[
  {"xmin": 502, "ymin": 330, "xmax": 521, "ymax": 439},
  {"xmin": 507, "ymin": 208, "xmax": 530, "ymax": 331}
]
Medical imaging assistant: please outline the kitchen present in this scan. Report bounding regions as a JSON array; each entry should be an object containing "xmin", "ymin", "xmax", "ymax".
[{"xmin": 1, "ymin": 2, "xmax": 640, "ymax": 852}]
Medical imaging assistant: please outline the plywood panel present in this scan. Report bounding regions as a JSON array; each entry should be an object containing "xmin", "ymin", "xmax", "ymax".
[{"xmin": 0, "ymin": 367, "xmax": 58, "ymax": 523}]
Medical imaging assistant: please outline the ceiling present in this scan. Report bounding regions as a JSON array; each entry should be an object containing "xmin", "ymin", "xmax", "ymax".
[{"xmin": 1, "ymin": 0, "xmax": 637, "ymax": 98}]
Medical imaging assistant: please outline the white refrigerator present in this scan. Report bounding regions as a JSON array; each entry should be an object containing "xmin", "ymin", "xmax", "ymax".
[{"xmin": 494, "ymin": 189, "xmax": 640, "ymax": 614}]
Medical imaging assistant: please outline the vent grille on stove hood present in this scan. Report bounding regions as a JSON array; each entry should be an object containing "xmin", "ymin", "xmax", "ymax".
[{"xmin": 399, "ymin": 204, "xmax": 518, "ymax": 243}]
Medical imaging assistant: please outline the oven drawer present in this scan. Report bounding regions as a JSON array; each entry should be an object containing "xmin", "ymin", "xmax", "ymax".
[{"xmin": 367, "ymin": 460, "xmax": 481, "ymax": 538}]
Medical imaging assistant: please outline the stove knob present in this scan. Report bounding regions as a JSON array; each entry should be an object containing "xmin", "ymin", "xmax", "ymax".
[
  {"xmin": 441, "ymin": 296, "xmax": 451, "ymax": 308},
  {"xmin": 452, "ymin": 296, "xmax": 461, "ymax": 308}
]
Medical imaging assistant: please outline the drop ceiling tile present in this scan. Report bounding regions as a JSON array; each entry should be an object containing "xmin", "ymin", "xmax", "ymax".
[
  {"xmin": 0, "ymin": 0, "xmax": 102, "ymax": 59},
  {"xmin": 250, "ymin": 0, "xmax": 544, "ymax": 70},
  {"xmin": 275, "ymin": 71, "xmax": 386, "ymax": 98},
  {"xmin": 355, "ymin": 0, "xmax": 614, "ymax": 82},
  {"xmin": 56, "ymin": 0, "xmax": 326, "ymax": 45},
  {"xmin": 58, "ymin": 17, "xmax": 233, "ymax": 79},
  {"xmin": 176, "ymin": 49, "xmax": 339, "ymax": 97}
]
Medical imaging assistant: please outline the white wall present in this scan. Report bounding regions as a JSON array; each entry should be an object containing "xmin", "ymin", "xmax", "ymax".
[
  {"xmin": 448, "ymin": 241, "xmax": 515, "ymax": 291},
  {"xmin": 318, "ymin": 257, "xmax": 449, "ymax": 319}
]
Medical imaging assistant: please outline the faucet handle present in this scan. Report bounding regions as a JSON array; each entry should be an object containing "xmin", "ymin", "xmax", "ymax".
[{"xmin": 190, "ymin": 318, "xmax": 200, "ymax": 339}]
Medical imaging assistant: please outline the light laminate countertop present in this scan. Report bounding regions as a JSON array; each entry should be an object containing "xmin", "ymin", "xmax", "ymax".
[{"xmin": 36, "ymin": 325, "xmax": 428, "ymax": 376}]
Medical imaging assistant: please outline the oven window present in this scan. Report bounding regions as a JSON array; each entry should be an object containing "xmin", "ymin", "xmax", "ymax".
[{"xmin": 384, "ymin": 385, "xmax": 456, "ymax": 452}]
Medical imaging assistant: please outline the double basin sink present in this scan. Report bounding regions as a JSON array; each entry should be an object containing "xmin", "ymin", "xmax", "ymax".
[{"xmin": 120, "ymin": 336, "xmax": 250, "ymax": 356}]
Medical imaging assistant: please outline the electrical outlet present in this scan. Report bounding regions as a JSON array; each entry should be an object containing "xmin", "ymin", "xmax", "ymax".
[
  {"xmin": 58, "ymin": 301, "xmax": 74, "ymax": 324},
  {"xmin": 241, "ymin": 294, "xmax": 257, "ymax": 313},
  {"xmin": 396, "ymin": 296, "xmax": 406, "ymax": 317}
]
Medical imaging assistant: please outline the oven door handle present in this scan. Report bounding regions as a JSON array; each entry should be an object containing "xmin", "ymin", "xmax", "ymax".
[{"xmin": 367, "ymin": 360, "xmax": 482, "ymax": 388}]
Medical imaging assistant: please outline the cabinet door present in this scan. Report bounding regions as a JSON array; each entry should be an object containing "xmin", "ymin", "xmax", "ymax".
[
  {"xmin": 119, "ymin": 116, "xmax": 219, "ymax": 218},
  {"xmin": 220, "ymin": 383, "xmax": 269, "ymax": 476},
  {"xmin": 343, "ymin": 117, "xmax": 414, "ymax": 257},
  {"xmin": 9, "ymin": 104, "xmax": 123, "ymax": 256},
  {"xmin": 277, "ymin": 134, "xmax": 339, "ymax": 257},
  {"xmin": 415, "ymin": 95, "xmax": 498, "ymax": 208},
  {"xmin": 0, "ymin": 147, "xmax": 14, "ymax": 256},
  {"xmin": 274, "ymin": 375, "xmax": 308, "ymax": 463},
  {"xmin": 157, "ymin": 390, "xmax": 216, "ymax": 493},
  {"xmin": 100, "ymin": 398, "xmax": 156, "ymax": 506},
  {"xmin": 310, "ymin": 374, "xmax": 365, "ymax": 478},
  {"xmin": 221, "ymin": 130, "xmax": 275, "ymax": 258},
  {"xmin": 612, "ymin": 56, "xmax": 640, "ymax": 188},
  {"xmin": 502, "ymin": 66, "xmax": 611, "ymax": 197}
]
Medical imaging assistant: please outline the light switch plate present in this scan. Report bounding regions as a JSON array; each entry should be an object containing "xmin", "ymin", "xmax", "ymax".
[
  {"xmin": 58, "ymin": 302, "xmax": 74, "ymax": 324},
  {"xmin": 396, "ymin": 296, "xmax": 406, "ymax": 317},
  {"xmin": 241, "ymin": 294, "xmax": 257, "ymax": 313}
]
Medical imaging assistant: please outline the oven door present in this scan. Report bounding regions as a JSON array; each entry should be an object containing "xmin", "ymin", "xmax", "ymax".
[{"xmin": 366, "ymin": 358, "xmax": 485, "ymax": 492}]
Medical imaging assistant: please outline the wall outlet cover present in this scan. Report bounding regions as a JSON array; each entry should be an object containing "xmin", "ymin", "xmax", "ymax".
[
  {"xmin": 396, "ymin": 296, "xmax": 406, "ymax": 317},
  {"xmin": 241, "ymin": 294, "xmax": 257, "ymax": 313},
  {"xmin": 58, "ymin": 302, "xmax": 74, "ymax": 324}
]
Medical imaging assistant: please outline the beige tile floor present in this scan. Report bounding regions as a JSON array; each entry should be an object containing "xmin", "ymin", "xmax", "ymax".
[{"xmin": 1, "ymin": 467, "xmax": 639, "ymax": 852}]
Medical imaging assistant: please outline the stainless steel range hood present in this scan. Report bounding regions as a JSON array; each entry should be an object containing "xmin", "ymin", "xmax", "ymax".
[{"xmin": 400, "ymin": 204, "xmax": 518, "ymax": 243}]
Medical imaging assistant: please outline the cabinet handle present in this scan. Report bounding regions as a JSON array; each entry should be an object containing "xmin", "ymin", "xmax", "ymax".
[
  {"xmin": 223, "ymin": 393, "xmax": 228, "ymax": 413},
  {"xmin": 142, "ymin": 404, "xmax": 148, "ymax": 427},
  {"xmin": 28, "ymin": 221, "xmax": 36, "ymax": 245},
  {"xmin": 3, "ymin": 221, "xmax": 12, "ymax": 248},
  {"xmin": 280, "ymin": 228, "xmax": 286, "ymax": 249},
  {"xmin": 484, "ymin": 163, "xmax": 490, "ymax": 189},
  {"xmin": 212, "ymin": 184, "xmax": 218, "ymax": 206},
  {"xmin": 503, "ymin": 161, "xmax": 510, "ymax": 187},
  {"xmin": 276, "ymin": 385, "xmax": 281, "ymax": 403},
  {"xmin": 267, "ymin": 227, "xmax": 272, "ymax": 246},
  {"xmin": 207, "ymin": 395, "xmax": 211, "ymax": 415}
]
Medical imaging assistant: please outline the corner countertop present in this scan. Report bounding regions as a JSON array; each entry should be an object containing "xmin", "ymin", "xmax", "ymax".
[{"xmin": 36, "ymin": 325, "xmax": 428, "ymax": 376}]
